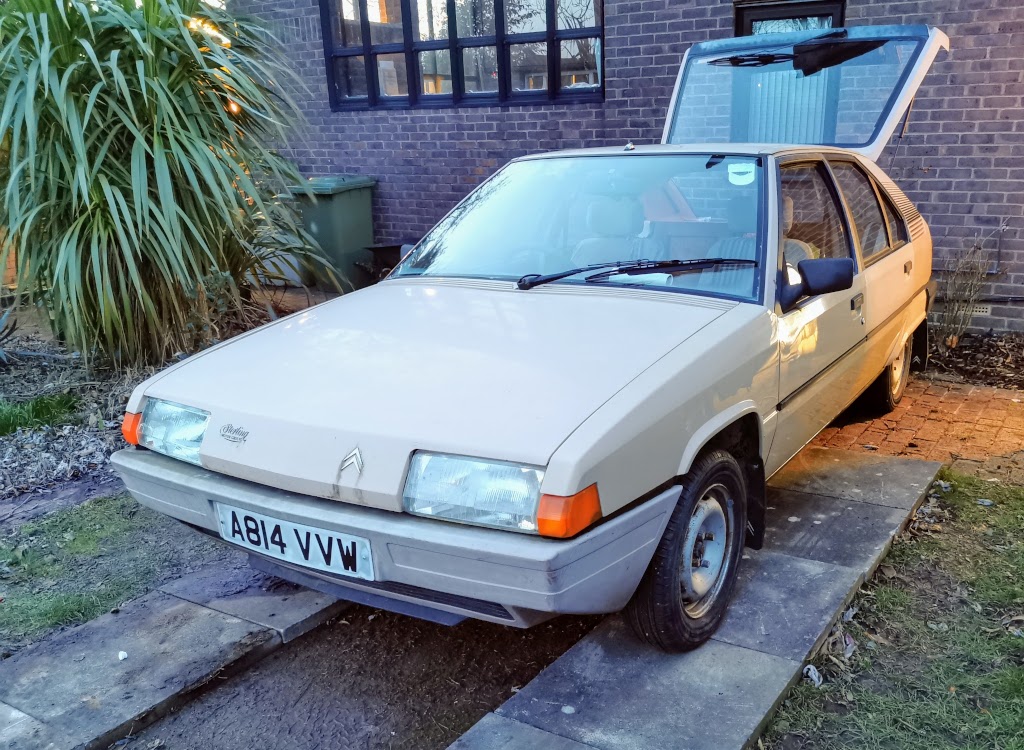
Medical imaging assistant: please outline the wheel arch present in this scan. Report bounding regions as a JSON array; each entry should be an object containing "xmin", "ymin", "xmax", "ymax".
[{"xmin": 677, "ymin": 404, "xmax": 767, "ymax": 549}]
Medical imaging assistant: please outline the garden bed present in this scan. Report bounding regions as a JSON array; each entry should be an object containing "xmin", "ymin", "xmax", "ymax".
[{"xmin": 930, "ymin": 332, "xmax": 1024, "ymax": 391}]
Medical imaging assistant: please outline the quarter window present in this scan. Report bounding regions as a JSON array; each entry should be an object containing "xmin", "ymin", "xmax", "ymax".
[
  {"xmin": 322, "ymin": 0, "xmax": 603, "ymax": 109},
  {"xmin": 779, "ymin": 163, "xmax": 851, "ymax": 270},
  {"xmin": 831, "ymin": 161, "xmax": 889, "ymax": 261},
  {"xmin": 881, "ymin": 194, "xmax": 909, "ymax": 248}
]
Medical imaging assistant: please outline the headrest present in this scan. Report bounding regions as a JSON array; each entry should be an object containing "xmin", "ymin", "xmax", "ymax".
[
  {"xmin": 783, "ymin": 195, "xmax": 795, "ymax": 233},
  {"xmin": 726, "ymin": 195, "xmax": 757, "ymax": 235},
  {"xmin": 587, "ymin": 197, "xmax": 644, "ymax": 238}
]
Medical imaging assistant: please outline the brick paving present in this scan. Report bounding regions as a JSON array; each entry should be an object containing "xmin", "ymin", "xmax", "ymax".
[{"xmin": 813, "ymin": 376, "xmax": 1024, "ymax": 464}]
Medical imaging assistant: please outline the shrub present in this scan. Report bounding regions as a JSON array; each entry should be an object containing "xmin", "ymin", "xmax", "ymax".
[{"xmin": 0, "ymin": 0, "xmax": 325, "ymax": 366}]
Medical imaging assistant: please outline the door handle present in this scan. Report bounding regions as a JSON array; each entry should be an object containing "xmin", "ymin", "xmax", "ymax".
[
  {"xmin": 904, "ymin": 260, "xmax": 913, "ymax": 274},
  {"xmin": 850, "ymin": 293, "xmax": 864, "ymax": 311}
]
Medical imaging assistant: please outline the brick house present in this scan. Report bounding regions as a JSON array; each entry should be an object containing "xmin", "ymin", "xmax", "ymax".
[{"xmin": 234, "ymin": 0, "xmax": 1024, "ymax": 331}]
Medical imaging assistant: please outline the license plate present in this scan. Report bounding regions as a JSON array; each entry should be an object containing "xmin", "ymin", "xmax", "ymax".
[{"xmin": 215, "ymin": 504, "xmax": 374, "ymax": 581}]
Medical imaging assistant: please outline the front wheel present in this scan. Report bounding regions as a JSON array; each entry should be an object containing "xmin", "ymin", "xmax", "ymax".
[{"xmin": 625, "ymin": 449, "xmax": 747, "ymax": 652}]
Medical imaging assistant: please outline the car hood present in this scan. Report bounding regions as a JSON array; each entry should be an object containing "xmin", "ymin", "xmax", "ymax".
[{"xmin": 139, "ymin": 278, "xmax": 736, "ymax": 511}]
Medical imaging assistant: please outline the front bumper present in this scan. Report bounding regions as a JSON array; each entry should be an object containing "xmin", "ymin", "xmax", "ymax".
[{"xmin": 111, "ymin": 448, "xmax": 679, "ymax": 627}]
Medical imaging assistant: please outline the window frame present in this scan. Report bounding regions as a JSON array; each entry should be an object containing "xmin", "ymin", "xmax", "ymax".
[
  {"xmin": 319, "ymin": 0, "xmax": 604, "ymax": 110},
  {"xmin": 774, "ymin": 155, "xmax": 857, "ymax": 311},
  {"xmin": 734, "ymin": 0, "xmax": 845, "ymax": 37},
  {"xmin": 827, "ymin": 157, "xmax": 910, "ymax": 267}
]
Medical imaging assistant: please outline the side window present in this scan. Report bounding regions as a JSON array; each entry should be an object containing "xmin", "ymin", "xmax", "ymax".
[
  {"xmin": 831, "ymin": 161, "xmax": 889, "ymax": 261},
  {"xmin": 779, "ymin": 163, "xmax": 851, "ymax": 271},
  {"xmin": 881, "ymin": 193, "xmax": 909, "ymax": 248}
]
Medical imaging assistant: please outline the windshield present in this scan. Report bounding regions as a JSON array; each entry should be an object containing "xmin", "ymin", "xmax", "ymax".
[
  {"xmin": 666, "ymin": 36, "xmax": 923, "ymax": 149},
  {"xmin": 392, "ymin": 154, "xmax": 765, "ymax": 302}
]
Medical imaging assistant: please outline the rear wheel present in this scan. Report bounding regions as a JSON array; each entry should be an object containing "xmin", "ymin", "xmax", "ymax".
[
  {"xmin": 625, "ymin": 449, "xmax": 747, "ymax": 652},
  {"xmin": 865, "ymin": 335, "xmax": 912, "ymax": 413}
]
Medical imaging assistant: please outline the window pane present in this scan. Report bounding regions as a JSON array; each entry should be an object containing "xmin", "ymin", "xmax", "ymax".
[
  {"xmin": 510, "ymin": 43, "xmax": 547, "ymax": 92},
  {"xmin": 330, "ymin": 0, "xmax": 363, "ymax": 47},
  {"xmin": 462, "ymin": 46, "xmax": 498, "ymax": 93},
  {"xmin": 556, "ymin": 0, "xmax": 601, "ymax": 30},
  {"xmin": 752, "ymin": 16, "xmax": 832, "ymax": 34},
  {"xmin": 882, "ymin": 196, "xmax": 909, "ymax": 246},
  {"xmin": 368, "ymin": 0, "xmax": 405, "ymax": 44},
  {"xmin": 559, "ymin": 38, "xmax": 600, "ymax": 91},
  {"xmin": 420, "ymin": 50, "xmax": 453, "ymax": 95},
  {"xmin": 780, "ymin": 165, "xmax": 850, "ymax": 266},
  {"xmin": 391, "ymin": 155, "xmax": 764, "ymax": 303},
  {"xmin": 506, "ymin": 0, "xmax": 545, "ymax": 34},
  {"xmin": 333, "ymin": 56, "xmax": 368, "ymax": 100},
  {"xmin": 455, "ymin": 0, "xmax": 494, "ymax": 36},
  {"xmin": 831, "ymin": 162, "xmax": 889, "ymax": 259},
  {"xmin": 416, "ymin": 0, "xmax": 448, "ymax": 40},
  {"xmin": 376, "ymin": 53, "xmax": 409, "ymax": 97}
]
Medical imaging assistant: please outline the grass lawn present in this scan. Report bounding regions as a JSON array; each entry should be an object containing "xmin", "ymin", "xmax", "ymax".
[
  {"xmin": 0, "ymin": 494, "xmax": 235, "ymax": 653},
  {"xmin": 0, "ymin": 393, "xmax": 78, "ymax": 436},
  {"xmin": 763, "ymin": 469, "xmax": 1024, "ymax": 750}
]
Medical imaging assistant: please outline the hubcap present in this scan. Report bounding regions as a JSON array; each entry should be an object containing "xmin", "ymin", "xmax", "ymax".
[
  {"xmin": 680, "ymin": 484, "xmax": 731, "ymax": 617},
  {"xmin": 890, "ymin": 338, "xmax": 911, "ymax": 397}
]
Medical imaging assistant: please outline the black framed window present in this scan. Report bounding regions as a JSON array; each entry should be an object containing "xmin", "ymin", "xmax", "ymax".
[
  {"xmin": 320, "ymin": 0, "xmax": 603, "ymax": 109},
  {"xmin": 734, "ymin": 0, "xmax": 844, "ymax": 37}
]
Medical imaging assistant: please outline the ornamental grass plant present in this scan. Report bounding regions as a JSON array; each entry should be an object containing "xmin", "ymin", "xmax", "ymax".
[{"xmin": 0, "ymin": 0, "xmax": 325, "ymax": 366}]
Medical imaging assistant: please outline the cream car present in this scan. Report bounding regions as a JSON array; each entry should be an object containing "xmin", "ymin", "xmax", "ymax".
[{"xmin": 113, "ymin": 25, "xmax": 948, "ymax": 651}]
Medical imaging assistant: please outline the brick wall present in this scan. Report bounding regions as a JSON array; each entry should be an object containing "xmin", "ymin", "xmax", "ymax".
[{"xmin": 236, "ymin": 0, "xmax": 1024, "ymax": 331}]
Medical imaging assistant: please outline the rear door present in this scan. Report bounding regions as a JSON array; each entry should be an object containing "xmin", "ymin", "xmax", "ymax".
[
  {"xmin": 828, "ymin": 157, "xmax": 922, "ymax": 390},
  {"xmin": 662, "ymin": 25, "xmax": 949, "ymax": 162},
  {"xmin": 766, "ymin": 158, "xmax": 867, "ymax": 476}
]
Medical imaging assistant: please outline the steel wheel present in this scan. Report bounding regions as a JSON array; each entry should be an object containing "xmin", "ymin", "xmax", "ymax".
[
  {"xmin": 890, "ymin": 336, "xmax": 911, "ymax": 401},
  {"xmin": 681, "ymin": 484, "xmax": 732, "ymax": 618}
]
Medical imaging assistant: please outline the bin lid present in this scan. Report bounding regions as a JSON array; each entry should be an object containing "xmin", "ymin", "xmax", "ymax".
[{"xmin": 292, "ymin": 175, "xmax": 377, "ymax": 195}]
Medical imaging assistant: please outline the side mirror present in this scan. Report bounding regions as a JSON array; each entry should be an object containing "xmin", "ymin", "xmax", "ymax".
[{"xmin": 779, "ymin": 257, "xmax": 855, "ymax": 312}]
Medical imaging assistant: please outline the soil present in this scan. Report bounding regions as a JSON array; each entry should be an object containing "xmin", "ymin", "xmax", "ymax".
[
  {"xmin": 131, "ymin": 606, "xmax": 599, "ymax": 750},
  {"xmin": 929, "ymin": 331, "xmax": 1024, "ymax": 391}
]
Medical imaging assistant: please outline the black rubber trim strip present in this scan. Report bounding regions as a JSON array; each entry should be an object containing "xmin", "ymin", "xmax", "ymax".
[{"xmin": 776, "ymin": 281, "xmax": 928, "ymax": 412}]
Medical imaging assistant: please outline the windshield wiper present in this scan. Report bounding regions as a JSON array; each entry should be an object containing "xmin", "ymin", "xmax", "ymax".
[
  {"xmin": 517, "ymin": 260, "xmax": 646, "ymax": 290},
  {"xmin": 584, "ymin": 258, "xmax": 757, "ymax": 283},
  {"xmin": 517, "ymin": 258, "xmax": 757, "ymax": 290}
]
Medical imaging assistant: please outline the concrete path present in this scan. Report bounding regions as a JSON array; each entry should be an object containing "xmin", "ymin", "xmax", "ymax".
[
  {"xmin": 451, "ymin": 447, "xmax": 942, "ymax": 750},
  {"xmin": 0, "ymin": 565, "xmax": 345, "ymax": 750}
]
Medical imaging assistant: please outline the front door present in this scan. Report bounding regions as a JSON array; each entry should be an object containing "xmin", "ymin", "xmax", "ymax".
[{"xmin": 766, "ymin": 159, "xmax": 867, "ymax": 476}]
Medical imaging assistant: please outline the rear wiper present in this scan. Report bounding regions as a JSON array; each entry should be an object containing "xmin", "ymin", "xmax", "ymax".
[
  {"xmin": 707, "ymin": 28, "xmax": 847, "ymax": 67},
  {"xmin": 584, "ymin": 258, "xmax": 757, "ymax": 283}
]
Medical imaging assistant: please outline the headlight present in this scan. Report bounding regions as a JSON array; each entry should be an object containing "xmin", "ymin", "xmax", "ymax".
[
  {"xmin": 136, "ymin": 399, "xmax": 210, "ymax": 466},
  {"xmin": 403, "ymin": 452, "xmax": 544, "ymax": 533}
]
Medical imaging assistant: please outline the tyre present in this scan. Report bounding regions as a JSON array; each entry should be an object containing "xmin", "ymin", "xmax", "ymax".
[
  {"xmin": 865, "ymin": 335, "xmax": 912, "ymax": 413},
  {"xmin": 625, "ymin": 449, "xmax": 747, "ymax": 652}
]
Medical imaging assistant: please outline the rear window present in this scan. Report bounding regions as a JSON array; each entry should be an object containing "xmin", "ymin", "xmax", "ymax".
[{"xmin": 667, "ymin": 37, "xmax": 923, "ymax": 149}]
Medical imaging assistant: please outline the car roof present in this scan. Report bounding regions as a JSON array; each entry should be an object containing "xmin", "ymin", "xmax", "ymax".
[{"xmin": 514, "ymin": 143, "xmax": 865, "ymax": 161}]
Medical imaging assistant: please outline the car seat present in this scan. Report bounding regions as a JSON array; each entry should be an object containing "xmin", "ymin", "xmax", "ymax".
[
  {"xmin": 572, "ymin": 196, "xmax": 645, "ymax": 266},
  {"xmin": 696, "ymin": 196, "xmax": 758, "ymax": 296}
]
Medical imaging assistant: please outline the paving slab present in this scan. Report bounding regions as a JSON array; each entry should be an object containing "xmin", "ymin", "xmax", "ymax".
[
  {"xmin": 160, "ymin": 561, "xmax": 347, "ymax": 642},
  {"xmin": 768, "ymin": 446, "xmax": 940, "ymax": 509},
  {"xmin": 496, "ymin": 617, "xmax": 802, "ymax": 750},
  {"xmin": 0, "ymin": 591, "xmax": 278, "ymax": 750},
  {"xmin": 712, "ymin": 549, "xmax": 861, "ymax": 662},
  {"xmin": 450, "ymin": 713, "xmax": 599, "ymax": 750},
  {"xmin": 764, "ymin": 487, "xmax": 910, "ymax": 571},
  {"xmin": 455, "ymin": 447, "xmax": 942, "ymax": 750},
  {"xmin": 0, "ymin": 701, "xmax": 72, "ymax": 750}
]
